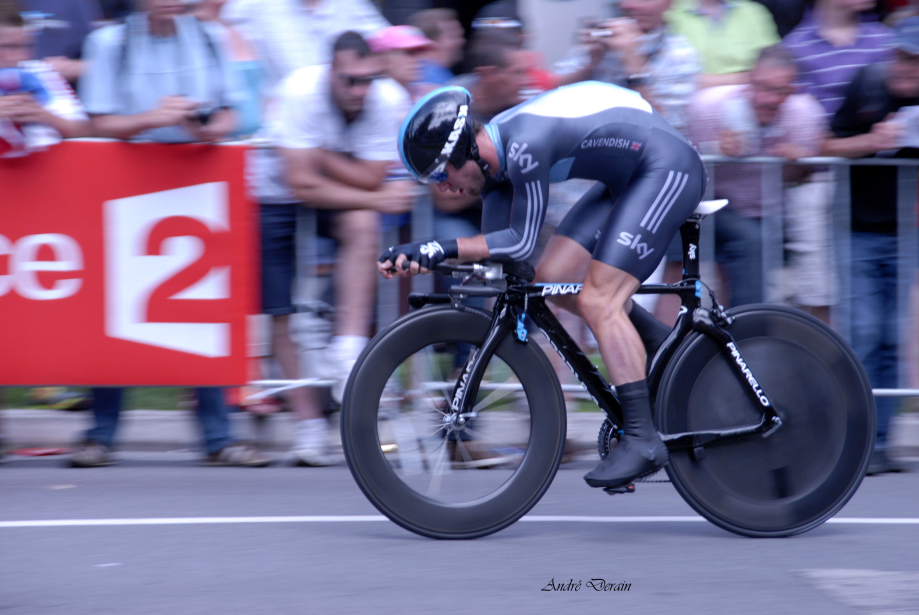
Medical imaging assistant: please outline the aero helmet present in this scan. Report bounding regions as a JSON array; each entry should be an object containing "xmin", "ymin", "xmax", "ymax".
[{"xmin": 398, "ymin": 86, "xmax": 489, "ymax": 184}]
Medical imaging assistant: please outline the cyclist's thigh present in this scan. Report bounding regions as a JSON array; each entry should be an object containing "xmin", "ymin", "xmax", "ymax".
[
  {"xmin": 553, "ymin": 181, "xmax": 613, "ymax": 254},
  {"xmin": 593, "ymin": 130, "xmax": 705, "ymax": 282},
  {"xmin": 535, "ymin": 234, "xmax": 593, "ymax": 283}
]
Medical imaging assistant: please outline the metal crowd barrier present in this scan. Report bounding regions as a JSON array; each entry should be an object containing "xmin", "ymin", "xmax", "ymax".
[
  {"xmin": 251, "ymin": 154, "xmax": 919, "ymax": 403},
  {"xmin": 699, "ymin": 155, "xmax": 918, "ymax": 401}
]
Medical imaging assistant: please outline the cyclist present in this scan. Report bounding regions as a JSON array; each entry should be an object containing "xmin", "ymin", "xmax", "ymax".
[{"xmin": 378, "ymin": 82, "xmax": 706, "ymax": 488}]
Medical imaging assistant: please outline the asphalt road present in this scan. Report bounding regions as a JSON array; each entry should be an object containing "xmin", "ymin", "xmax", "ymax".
[{"xmin": 1, "ymin": 453, "xmax": 918, "ymax": 615}]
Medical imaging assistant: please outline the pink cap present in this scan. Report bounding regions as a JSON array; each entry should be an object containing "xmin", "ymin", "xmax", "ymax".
[{"xmin": 369, "ymin": 25, "xmax": 433, "ymax": 53}]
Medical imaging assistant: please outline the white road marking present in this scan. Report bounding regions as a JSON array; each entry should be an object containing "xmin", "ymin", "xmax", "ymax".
[
  {"xmin": 2, "ymin": 516, "xmax": 919, "ymax": 528},
  {"xmin": 799, "ymin": 569, "xmax": 919, "ymax": 614}
]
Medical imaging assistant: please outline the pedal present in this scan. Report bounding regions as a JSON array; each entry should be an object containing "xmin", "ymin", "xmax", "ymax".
[{"xmin": 602, "ymin": 483, "xmax": 635, "ymax": 495}]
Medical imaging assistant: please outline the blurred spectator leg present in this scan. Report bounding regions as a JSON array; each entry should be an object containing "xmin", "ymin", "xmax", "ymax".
[
  {"xmin": 715, "ymin": 208, "xmax": 763, "ymax": 306},
  {"xmin": 272, "ymin": 314, "xmax": 332, "ymax": 466},
  {"xmin": 327, "ymin": 209, "xmax": 381, "ymax": 402},
  {"xmin": 262, "ymin": 204, "xmax": 332, "ymax": 466},
  {"xmin": 85, "ymin": 387, "xmax": 123, "ymax": 448},
  {"xmin": 783, "ymin": 173, "xmax": 835, "ymax": 323},
  {"xmin": 0, "ymin": 388, "xmax": 4, "ymax": 455},
  {"xmin": 194, "ymin": 388, "xmax": 233, "ymax": 455},
  {"xmin": 71, "ymin": 387, "xmax": 123, "ymax": 467},
  {"xmin": 197, "ymin": 387, "xmax": 270, "ymax": 467},
  {"xmin": 851, "ymin": 232, "xmax": 901, "ymax": 474}
]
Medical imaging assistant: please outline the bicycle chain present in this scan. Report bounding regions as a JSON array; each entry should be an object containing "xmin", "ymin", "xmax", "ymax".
[{"xmin": 635, "ymin": 469, "xmax": 670, "ymax": 483}]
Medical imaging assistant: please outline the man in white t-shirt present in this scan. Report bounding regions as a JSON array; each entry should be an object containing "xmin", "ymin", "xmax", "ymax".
[{"xmin": 255, "ymin": 31, "xmax": 414, "ymax": 465}]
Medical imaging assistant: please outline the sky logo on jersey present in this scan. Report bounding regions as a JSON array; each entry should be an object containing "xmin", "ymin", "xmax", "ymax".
[
  {"xmin": 617, "ymin": 232, "xmax": 655, "ymax": 260},
  {"xmin": 508, "ymin": 141, "xmax": 539, "ymax": 174}
]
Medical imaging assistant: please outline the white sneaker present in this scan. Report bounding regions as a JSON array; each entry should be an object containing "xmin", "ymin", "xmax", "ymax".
[
  {"xmin": 327, "ymin": 336, "xmax": 368, "ymax": 404},
  {"xmin": 331, "ymin": 358, "xmax": 358, "ymax": 405},
  {"xmin": 290, "ymin": 418, "xmax": 334, "ymax": 467}
]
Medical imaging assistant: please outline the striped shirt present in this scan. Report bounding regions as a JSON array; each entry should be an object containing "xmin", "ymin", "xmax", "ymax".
[{"xmin": 783, "ymin": 16, "xmax": 894, "ymax": 125}]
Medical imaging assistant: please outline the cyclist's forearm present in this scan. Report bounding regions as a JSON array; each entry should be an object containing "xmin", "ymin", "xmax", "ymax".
[{"xmin": 457, "ymin": 235, "xmax": 491, "ymax": 261}]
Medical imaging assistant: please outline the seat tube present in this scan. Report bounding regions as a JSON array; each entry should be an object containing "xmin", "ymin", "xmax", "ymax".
[{"xmin": 680, "ymin": 218, "xmax": 702, "ymax": 280}]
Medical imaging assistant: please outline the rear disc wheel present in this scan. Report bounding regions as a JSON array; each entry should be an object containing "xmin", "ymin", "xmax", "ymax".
[{"xmin": 656, "ymin": 305, "xmax": 875, "ymax": 537}]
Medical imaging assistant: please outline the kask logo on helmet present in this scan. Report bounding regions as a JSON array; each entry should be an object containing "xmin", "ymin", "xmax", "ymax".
[
  {"xmin": 429, "ymin": 104, "xmax": 469, "ymax": 177},
  {"xmin": 441, "ymin": 105, "xmax": 468, "ymax": 157}
]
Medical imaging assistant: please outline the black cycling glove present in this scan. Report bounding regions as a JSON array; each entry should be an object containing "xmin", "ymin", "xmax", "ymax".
[{"xmin": 379, "ymin": 239, "xmax": 459, "ymax": 270}]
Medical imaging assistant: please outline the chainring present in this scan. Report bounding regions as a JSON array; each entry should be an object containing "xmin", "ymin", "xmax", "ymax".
[{"xmin": 596, "ymin": 418, "xmax": 622, "ymax": 459}]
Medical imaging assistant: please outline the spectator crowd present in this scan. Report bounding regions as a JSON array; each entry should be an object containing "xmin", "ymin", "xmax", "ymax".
[{"xmin": 2, "ymin": 0, "xmax": 917, "ymax": 475}]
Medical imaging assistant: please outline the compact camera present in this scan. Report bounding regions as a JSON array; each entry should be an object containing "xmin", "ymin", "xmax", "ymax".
[{"xmin": 190, "ymin": 104, "xmax": 221, "ymax": 126}]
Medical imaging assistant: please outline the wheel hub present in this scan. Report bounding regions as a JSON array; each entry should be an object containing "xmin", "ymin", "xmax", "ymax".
[{"xmin": 443, "ymin": 412, "xmax": 466, "ymax": 433}]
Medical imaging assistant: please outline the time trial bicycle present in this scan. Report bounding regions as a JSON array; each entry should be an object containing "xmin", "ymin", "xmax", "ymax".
[{"xmin": 341, "ymin": 200, "xmax": 875, "ymax": 539}]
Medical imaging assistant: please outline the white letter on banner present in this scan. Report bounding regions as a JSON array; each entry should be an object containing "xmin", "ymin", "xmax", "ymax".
[
  {"xmin": 104, "ymin": 182, "xmax": 230, "ymax": 358},
  {"xmin": 11, "ymin": 234, "xmax": 83, "ymax": 300},
  {"xmin": 0, "ymin": 234, "xmax": 10, "ymax": 296}
]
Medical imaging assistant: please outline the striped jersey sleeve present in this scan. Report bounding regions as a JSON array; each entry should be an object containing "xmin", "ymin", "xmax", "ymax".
[{"xmin": 484, "ymin": 165, "xmax": 551, "ymax": 260}]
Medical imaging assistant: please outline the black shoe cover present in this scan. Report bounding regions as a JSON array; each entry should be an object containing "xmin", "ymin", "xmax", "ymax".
[
  {"xmin": 584, "ymin": 379, "xmax": 668, "ymax": 488},
  {"xmin": 584, "ymin": 434, "xmax": 669, "ymax": 488}
]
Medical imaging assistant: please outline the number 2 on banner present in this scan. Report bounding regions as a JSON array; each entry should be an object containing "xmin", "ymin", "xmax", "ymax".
[
  {"xmin": 145, "ymin": 216, "xmax": 230, "ymax": 323},
  {"xmin": 104, "ymin": 183, "xmax": 232, "ymax": 358}
]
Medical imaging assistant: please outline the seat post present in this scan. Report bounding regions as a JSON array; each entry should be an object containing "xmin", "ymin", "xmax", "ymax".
[{"xmin": 679, "ymin": 215, "xmax": 704, "ymax": 281}]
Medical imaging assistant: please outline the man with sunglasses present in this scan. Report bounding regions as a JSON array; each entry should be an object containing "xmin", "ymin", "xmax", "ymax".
[
  {"xmin": 378, "ymin": 82, "xmax": 706, "ymax": 489},
  {"xmin": 253, "ymin": 30, "xmax": 414, "ymax": 465}
]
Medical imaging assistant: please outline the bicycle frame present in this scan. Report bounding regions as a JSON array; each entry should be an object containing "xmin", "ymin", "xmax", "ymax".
[{"xmin": 409, "ymin": 215, "xmax": 783, "ymax": 456}]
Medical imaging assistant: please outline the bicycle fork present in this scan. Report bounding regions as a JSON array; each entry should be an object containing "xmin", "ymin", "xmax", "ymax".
[{"xmin": 446, "ymin": 303, "xmax": 516, "ymax": 431}]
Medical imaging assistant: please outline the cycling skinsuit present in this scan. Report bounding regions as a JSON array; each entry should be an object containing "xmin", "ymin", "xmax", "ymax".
[{"xmin": 479, "ymin": 81, "xmax": 706, "ymax": 282}]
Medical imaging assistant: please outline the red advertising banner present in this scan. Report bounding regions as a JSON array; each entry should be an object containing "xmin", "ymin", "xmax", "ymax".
[{"xmin": 0, "ymin": 141, "xmax": 257, "ymax": 385}]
